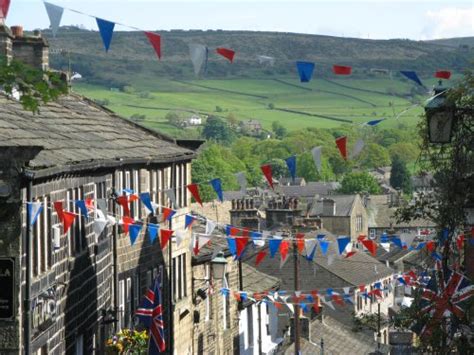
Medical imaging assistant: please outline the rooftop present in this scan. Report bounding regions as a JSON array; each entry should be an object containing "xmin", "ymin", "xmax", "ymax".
[
  {"xmin": 308, "ymin": 194, "xmax": 359, "ymax": 217},
  {"xmin": 0, "ymin": 94, "xmax": 194, "ymax": 178}
]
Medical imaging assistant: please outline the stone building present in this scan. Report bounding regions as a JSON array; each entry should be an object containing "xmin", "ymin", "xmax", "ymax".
[{"xmin": 0, "ymin": 24, "xmax": 198, "ymax": 355}]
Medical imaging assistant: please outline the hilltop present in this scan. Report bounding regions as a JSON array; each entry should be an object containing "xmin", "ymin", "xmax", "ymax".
[{"xmin": 45, "ymin": 27, "xmax": 473, "ymax": 87}]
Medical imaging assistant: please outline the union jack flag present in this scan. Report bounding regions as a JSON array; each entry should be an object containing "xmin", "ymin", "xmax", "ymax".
[
  {"xmin": 136, "ymin": 276, "xmax": 166, "ymax": 354},
  {"xmin": 418, "ymin": 262, "xmax": 474, "ymax": 338}
]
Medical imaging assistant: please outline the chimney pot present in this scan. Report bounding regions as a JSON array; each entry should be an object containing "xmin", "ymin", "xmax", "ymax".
[{"xmin": 11, "ymin": 26, "xmax": 23, "ymax": 37}]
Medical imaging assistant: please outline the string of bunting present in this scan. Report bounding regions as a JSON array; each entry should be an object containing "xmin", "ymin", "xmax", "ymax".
[{"xmin": 29, "ymin": 2, "xmax": 454, "ymax": 82}]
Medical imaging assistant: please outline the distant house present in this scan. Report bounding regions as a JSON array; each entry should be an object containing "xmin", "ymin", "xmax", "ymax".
[
  {"xmin": 279, "ymin": 181, "xmax": 340, "ymax": 202},
  {"xmin": 307, "ymin": 194, "xmax": 369, "ymax": 241},
  {"xmin": 366, "ymin": 194, "xmax": 436, "ymax": 240},
  {"xmin": 278, "ymin": 177, "xmax": 306, "ymax": 186},
  {"xmin": 185, "ymin": 114, "xmax": 202, "ymax": 126},
  {"xmin": 411, "ymin": 172, "xmax": 434, "ymax": 195},
  {"xmin": 241, "ymin": 120, "xmax": 263, "ymax": 135},
  {"xmin": 369, "ymin": 166, "xmax": 392, "ymax": 184}
]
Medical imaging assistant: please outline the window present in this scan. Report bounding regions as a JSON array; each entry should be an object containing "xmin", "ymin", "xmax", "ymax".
[
  {"xmin": 126, "ymin": 277, "xmax": 132, "ymax": 327},
  {"xmin": 369, "ymin": 229, "xmax": 376, "ymax": 239},
  {"xmin": 118, "ymin": 280, "xmax": 125, "ymax": 330},
  {"xmin": 223, "ymin": 273, "xmax": 230, "ymax": 329},
  {"xmin": 356, "ymin": 214, "xmax": 363, "ymax": 232},
  {"xmin": 247, "ymin": 307, "xmax": 254, "ymax": 347},
  {"xmin": 172, "ymin": 254, "xmax": 187, "ymax": 301},
  {"xmin": 31, "ymin": 196, "xmax": 53, "ymax": 277},
  {"xmin": 205, "ymin": 265, "xmax": 212, "ymax": 321}
]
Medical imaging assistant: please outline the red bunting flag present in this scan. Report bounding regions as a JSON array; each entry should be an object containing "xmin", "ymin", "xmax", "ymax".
[
  {"xmin": 332, "ymin": 293, "xmax": 345, "ymax": 307},
  {"xmin": 162, "ymin": 207, "xmax": 175, "ymax": 222},
  {"xmin": 373, "ymin": 289, "xmax": 383, "ymax": 299},
  {"xmin": 435, "ymin": 70, "xmax": 451, "ymax": 80},
  {"xmin": 236, "ymin": 236, "xmax": 249, "ymax": 258},
  {"xmin": 233, "ymin": 291, "xmax": 241, "ymax": 302},
  {"xmin": 359, "ymin": 284, "xmax": 366, "ymax": 293},
  {"xmin": 0, "ymin": 0, "xmax": 10, "ymax": 19},
  {"xmin": 261, "ymin": 164, "xmax": 274, "ymax": 189},
  {"xmin": 160, "ymin": 229, "xmax": 173, "ymax": 249},
  {"xmin": 255, "ymin": 250, "xmax": 267, "ymax": 266},
  {"xmin": 426, "ymin": 240, "xmax": 436, "ymax": 252},
  {"xmin": 145, "ymin": 32, "xmax": 161, "ymax": 60},
  {"xmin": 296, "ymin": 233, "xmax": 305, "ymax": 254},
  {"xmin": 85, "ymin": 198, "xmax": 94, "ymax": 209},
  {"xmin": 361, "ymin": 239, "xmax": 377, "ymax": 257},
  {"xmin": 357, "ymin": 234, "xmax": 366, "ymax": 242},
  {"xmin": 280, "ymin": 240, "xmax": 290, "ymax": 262},
  {"xmin": 129, "ymin": 194, "xmax": 139, "ymax": 202},
  {"xmin": 311, "ymin": 291, "xmax": 320, "ymax": 313},
  {"xmin": 187, "ymin": 183, "xmax": 203, "ymax": 206},
  {"xmin": 116, "ymin": 195, "xmax": 130, "ymax": 217},
  {"xmin": 335, "ymin": 136, "xmax": 347, "ymax": 160},
  {"xmin": 216, "ymin": 47, "xmax": 235, "ymax": 63},
  {"xmin": 230, "ymin": 226, "xmax": 241, "ymax": 237},
  {"xmin": 63, "ymin": 211, "xmax": 76, "ymax": 234},
  {"xmin": 345, "ymin": 251, "xmax": 357, "ymax": 258},
  {"xmin": 273, "ymin": 301, "xmax": 283, "ymax": 310},
  {"xmin": 54, "ymin": 201, "xmax": 64, "ymax": 222},
  {"xmin": 122, "ymin": 216, "xmax": 134, "ymax": 234},
  {"xmin": 333, "ymin": 65, "xmax": 352, "ymax": 75}
]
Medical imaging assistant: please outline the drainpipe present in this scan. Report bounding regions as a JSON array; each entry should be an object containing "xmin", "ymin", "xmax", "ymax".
[
  {"xmin": 24, "ymin": 173, "xmax": 34, "ymax": 355},
  {"xmin": 257, "ymin": 302, "xmax": 263, "ymax": 354},
  {"xmin": 111, "ymin": 174, "xmax": 119, "ymax": 332},
  {"xmin": 168, "ymin": 163, "xmax": 176, "ymax": 355}
]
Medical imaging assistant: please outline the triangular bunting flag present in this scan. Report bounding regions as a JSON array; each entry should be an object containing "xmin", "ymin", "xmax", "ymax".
[
  {"xmin": 279, "ymin": 240, "xmax": 290, "ymax": 268},
  {"xmin": 0, "ymin": 0, "xmax": 10, "ymax": 19},
  {"xmin": 311, "ymin": 146, "xmax": 322, "ymax": 173},
  {"xmin": 261, "ymin": 164, "xmax": 274, "ymax": 189},
  {"xmin": 435, "ymin": 70, "xmax": 451, "ymax": 80},
  {"xmin": 361, "ymin": 239, "xmax": 377, "ymax": 257},
  {"xmin": 75, "ymin": 200, "xmax": 89, "ymax": 218},
  {"xmin": 44, "ymin": 2, "xmax": 64, "ymax": 37},
  {"xmin": 335, "ymin": 136, "xmax": 348, "ymax": 160},
  {"xmin": 305, "ymin": 239, "xmax": 318, "ymax": 261},
  {"xmin": 96, "ymin": 18, "xmax": 115, "ymax": 52},
  {"xmin": 337, "ymin": 236, "xmax": 351, "ymax": 255},
  {"xmin": 366, "ymin": 119, "xmax": 384, "ymax": 126},
  {"xmin": 350, "ymin": 139, "xmax": 364, "ymax": 159},
  {"xmin": 129, "ymin": 224, "xmax": 142, "ymax": 246},
  {"xmin": 226, "ymin": 238, "xmax": 237, "ymax": 257},
  {"xmin": 285, "ymin": 155, "xmax": 297, "ymax": 181},
  {"xmin": 269, "ymin": 238, "xmax": 282, "ymax": 258},
  {"xmin": 53, "ymin": 201, "xmax": 64, "ymax": 222},
  {"xmin": 319, "ymin": 239, "xmax": 330, "ymax": 256},
  {"xmin": 97, "ymin": 198, "xmax": 108, "ymax": 216},
  {"xmin": 162, "ymin": 207, "xmax": 176, "ymax": 222},
  {"xmin": 205, "ymin": 219, "xmax": 217, "ymax": 235},
  {"xmin": 116, "ymin": 195, "xmax": 130, "ymax": 217},
  {"xmin": 296, "ymin": 61, "xmax": 315, "ymax": 82},
  {"xmin": 210, "ymin": 178, "xmax": 224, "ymax": 202},
  {"xmin": 189, "ymin": 43, "xmax": 208, "ymax": 76},
  {"xmin": 295, "ymin": 233, "xmax": 305, "ymax": 254},
  {"xmin": 27, "ymin": 202, "xmax": 43, "ymax": 226},
  {"xmin": 216, "ymin": 47, "xmax": 235, "ymax": 63},
  {"xmin": 148, "ymin": 224, "xmax": 159, "ymax": 244},
  {"xmin": 187, "ymin": 183, "xmax": 203, "ymax": 206},
  {"xmin": 93, "ymin": 218, "xmax": 107, "ymax": 237},
  {"xmin": 165, "ymin": 189, "xmax": 178, "ymax": 209},
  {"xmin": 400, "ymin": 70, "xmax": 423, "ymax": 86},
  {"xmin": 145, "ymin": 32, "xmax": 161, "ymax": 60},
  {"xmin": 62, "ymin": 211, "xmax": 76, "ymax": 234},
  {"xmin": 175, "ymin": 230, "xmax": 185, "ymax": 247},
  {"xmin": 255, "ymin": 250, "xmax": 267, "ymax": 266},
  {"xmin": 139, "ymin": 192, "xmax": 155, "ymax": 214},
  {"xmin": 333, "ymin": 65, "xmax": 352, "ymax": 75},
  {"xmin": 236, "ymin": 237, "xmax": 249, "ymax": 258},
  {"xmin": 185, "ymin": 214, "xmax": 197, "ymax": 229},
  {"xmin": 160, "ymin": 229, "xmax": 173, "ymax": 249}
]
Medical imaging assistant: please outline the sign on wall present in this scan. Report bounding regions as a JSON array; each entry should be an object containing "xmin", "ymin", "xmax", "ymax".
[{"xmin": 0, "ymin": 258, "xmax": 15, "ymax": 320}]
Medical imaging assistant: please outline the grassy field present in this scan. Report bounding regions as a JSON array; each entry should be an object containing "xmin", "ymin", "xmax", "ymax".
[{"xmin": 73, "ymin": 76, "xmax": 438, "ymax": 136}]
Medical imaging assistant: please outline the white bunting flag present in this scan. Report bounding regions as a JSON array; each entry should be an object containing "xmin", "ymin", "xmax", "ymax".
[
  {"xmin": 350, "ymin": 139, "xmax": 365, "ymax": 159},
  {"xmin": 401, "ymin": 232, "xmax": 416, "ymax": 249},
  {"xmin": 97, "ymin": 198, "xmax": 108, "ymax": 216},
  {"xmin": 107, "ymin": 215, "xmax": 117, "ymax": 226},
  {"xmin": 311, "ymin": 146, "xmax": 322, "ymax": 173},
  {"xmin": 305, "ymin": 239, "xmax": 318, "ymax": 258},
  {"xmin": 205, "ymin": 219, "xmax": 217, "ymax": 236},
  {"xmin": 175, "ymin": 230, "xmax": 185, "ymax": 247},
  {"xmin": 93, "ymin": 218, "xmax": 108, "ymax": 237},
  {"xmin": 44, "ymin": 2, "xmax": 64, "ymax": 37},
  {"xmin": 321, "ymin": 296, "xmax": 335, "ymax": 310},
  {"xmin": 189, "ymin": 44, "xmax": 208, "ymax": 76},
  {"xmin": 165, "ymin": 189, "xmax": 178, "ymax": 209}
]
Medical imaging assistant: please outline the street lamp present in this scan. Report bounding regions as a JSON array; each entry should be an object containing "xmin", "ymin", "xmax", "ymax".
[
  {"xmin": 424, "ymin": 83, "xmax": 455, "ymax": 144},
  {"xmin": 211, "ymin": 251, "xmax": 227, "ymax": 280}
]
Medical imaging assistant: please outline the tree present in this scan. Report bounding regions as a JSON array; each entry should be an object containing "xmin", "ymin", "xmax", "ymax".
[
  {"xmin": 338, "ymin": 172, "xmax": 381, "ymax": 194},
  {"xmin": 202, "ymin": 116, "xmax": 235, "ymax": 144},
  {"xmin": 271, "ymin": 121, "xmax": 287, "ymax": 139},
  {"xmin": 390, "ymin": 155, "xmax": 412, "ymax": 194},
  {"xmin": 0, "ymin": 59, "xmax": 67, "ymax": 113},
  {"xmin": 357, "ymin": 143, "xmax": 391, "ymax": 169},
  {"xmin": 226, "ymin": 113, "xmax": 238, "ymax": 129},
  {"xmin": 165, "ymin": 111, "xmax": 183, "ymax": 127},
  {"xmin": 388, "ymin": 142, "xmax": 419, "ymax": 164}
]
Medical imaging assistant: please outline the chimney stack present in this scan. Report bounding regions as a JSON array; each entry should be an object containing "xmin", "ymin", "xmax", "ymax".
[
  {"xmin": 0, "ymin": 23, "xmax": 13, "ymax": 64},
  {"xmin": 11, "ymin": 26, "xmax": 49, "ymax": 71}
]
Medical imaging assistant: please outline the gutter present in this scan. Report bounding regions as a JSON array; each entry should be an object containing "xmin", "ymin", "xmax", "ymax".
[
  {"xmin": 23, "ymin": 153, "xmax": 196, "ymax": 180},
  {"xmin": 23, "ymin": 171, "xmax": 34, "ymax": 355}
]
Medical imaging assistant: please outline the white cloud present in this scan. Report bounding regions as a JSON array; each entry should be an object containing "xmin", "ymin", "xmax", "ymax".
[{"xmin": 422, "ymin": 7, "xmax": 474, "ymax": 39}]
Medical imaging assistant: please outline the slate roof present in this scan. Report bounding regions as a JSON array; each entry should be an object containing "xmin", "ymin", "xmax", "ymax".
[
  {"xmin": 242, "ymin": 263, "xmax": 279, "ymax": 294},
  {"xmin": 279, "ymin": 181, "xmax": 340, "ymax": 199},
  {"xmin": 243, "ymin": 230, "xmax": 394, "ymax": 291},
  {"xmin": 0, "ymin": 94, "xmax": 194, "ymax": 177},
  {"xmin": 367, "ymin": 195, "xmax": 435, "ymax": 228},
  {"xmin": 278, "ymin": 177, "xmax": 306, "ymax": 186},
  {"xmin": 285, "ymin": 314, "xmax": 390, "ymax": 355},
  {"xmin": 308, "ymin": 195, "xmax": 358, "ymax": 217}
]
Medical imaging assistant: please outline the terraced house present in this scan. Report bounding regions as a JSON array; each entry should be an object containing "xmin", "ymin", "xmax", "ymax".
[{"xmin": 0, "ymin": 24, "xmax": 198, "ymax": 355}]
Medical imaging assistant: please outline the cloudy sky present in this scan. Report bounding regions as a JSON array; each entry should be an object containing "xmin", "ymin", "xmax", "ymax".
[{"xmin": 6, "ymin": 0, "xmax": 474, "ymax": 40}]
